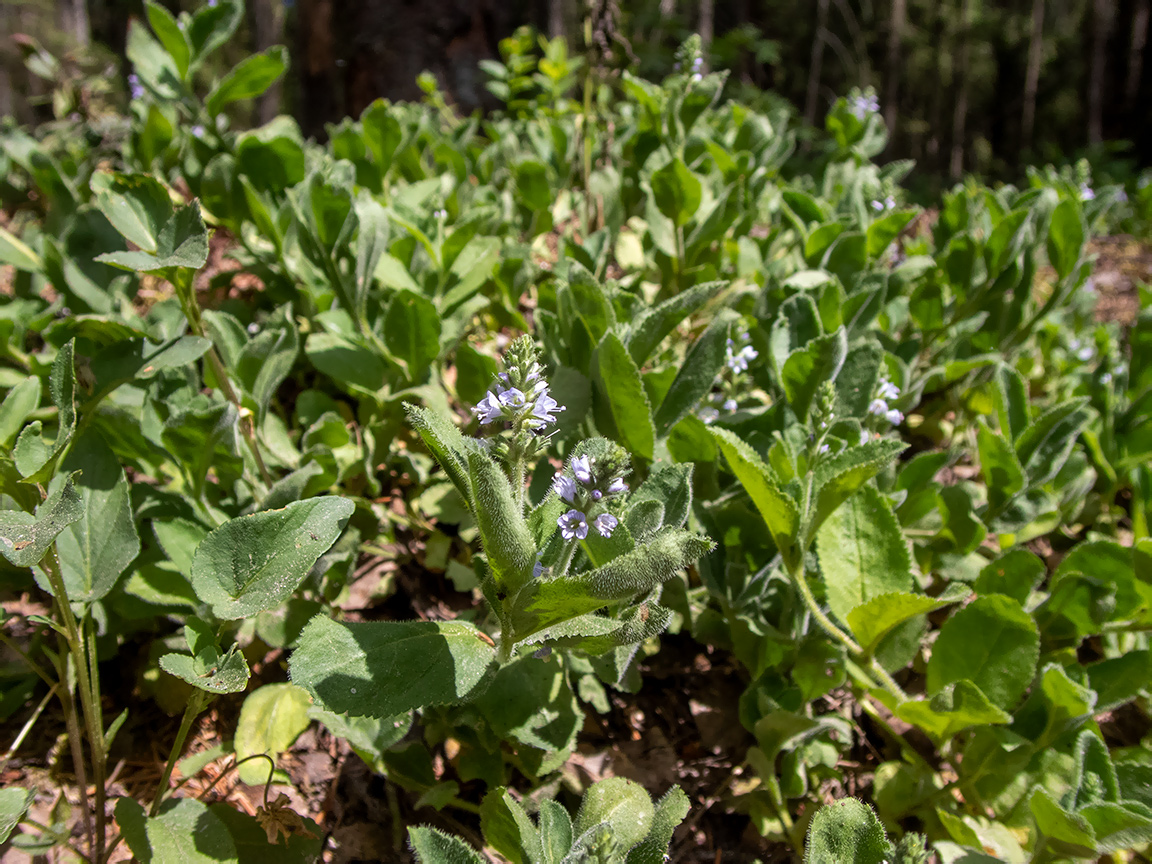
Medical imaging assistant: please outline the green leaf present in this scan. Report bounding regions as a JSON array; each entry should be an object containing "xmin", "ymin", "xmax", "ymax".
[
  {"xmin": 453, "ymin": 345, "xmax": 498, "ymax": 407},
  {"xmin": 190, "ymin": 497, "xmax": 354, "ymax": 619},
  {"xmin": 1029, "ymin": 788, "xmax": 1097, "ymax": 858},
  {"xmin": 514, "ymin": 160, "xmax": 552, "ymax": 213},
  {"xmin": 1014, "ymin": 398, "xmax": 1092, "ymax": 487},
  {"xmin": 538, "ymin": 799, "xmax": 572, "ymax": 864},
  {"xmin": 927, "ymin": 595, "xmax": 1039, "ymax": 710},
  {"xmin": 977, "ymin": 419, "xmax": 1024, "ymax": 512},
  {"xmin": 159, "ymin": 647, "xmax": 250, "ymax": 695},
  {"xmin": 1013, "ymin": 662, "xmax": 1097, "ymax": 750},
  {"xmin": 594, "ymin": 332, "xmax": 655, "ymax": 461},
  {"xmin": 91, "ymin": 336, "xmax": 212, "ymax": 391},
  {"xmin": 408, "ymin": 826, "xmax": 485, "ymax": 864},
  {"xmin": 626, "ymin": 786, "xmax": 690, "ymax": 864},
  {"xmin": 304, "ymin": 332, "xmax": 386, "ymax": 393},
  {"xmin": 0, "ymin": 224, "xmax": 43, "ymax": 272},
  {"xmin": 808, "ymin": 438, "xmax": 908, "ymax": 543},
  {"xmin": 206, "ymin": 46, "xmax": 288, "ymax": 115},
  {"xmin": 847, "ymin": 588, "xmax": 966, "ymax": 655},
  {"xmin": 993, "ymin": 364, "xmax": 1029, "ymax": 443},
  {"xmin": 145, "ymin": 1, "xmax": 190, "ymax": 80},
  {"xmin": 0, "ymin": 787, "xmax": 35, "ymax": 843},
  {"xmin": 188, "ymin": 0, "xmax": 242, "ymax": 63},
  {"xmin": 1047, "ymin": 198, "xmax": 1085, "ymax": 279},
  {"xmin": 474, "ymin": 657, "xmax": 581, "ymax": 752},
  {"xmin": 975, "ymin": 549, "xmax": 1045, "ymax": 606},
  {"xmin": 404, "ymin": 404, "xmax": 475, "ymax": 505},
  {"xmin": 361, "ymin": 100, "xmax": 402, "ymax": 175},
  {"xmin": 652, "ymin": 315, "xmax": 730, "ymax": 436},
  {"xmin": 627, "ymin": 280, "xmax": 725, "ymax": 366},
  {"xmin": 0, "ymin": 474, "xmax": 82, "ymax": 569},
  {"xmin": 781, "ymin": 328, "xmax": 848, "ymax": 422},
  {"xmin": 117, "ymin": 797, "xmax": 238, "ymax": 864},
  {"xmin": 575, "ymin": 778, "xmax": 654, "ymax": 851},
  {"xmin": 866, "ymin": 209, "xmax": 916, "ymax": 259},
  {"xmin": 508, "ymin": 530, "xmax": 711, "ymax": 641},
  {"xmin": 96, "ymin": 202, "xmax": 209, "ymax": 273},
  {"xmin": 650, "ymin": 157, "xmax": 702, "ymax": 227},
  {"xmin": 234, "ymin": 683, "xmax": 312, "ymax": 785},
  {"xmin": 0, "ymin": 377, "xmax": 41, "ymax": 449},
  {"xmin": 90, "ymin": 171, "xmax": 171, "ymax": 253},
  {"xmin": 289, "ymin": 616, "xmax": 496, "ymax": 717},
  {"xmin": 835, "ymin": 340, "xmax": 883, "ymax": 418},
  {"xmin": 817, "ymin": 485, "xmax": 914, "ymax": 626},
  {"xmin": 1086, "ymin": 651, "xmax": 1152, "ymax": 713},
  {"xmin": 804, "ymin": 798, "xmax": 893, "ymax": 864},
  {"xmin": 384, "ymin": 290, "xmax": 441, "ymax": 380},
  {"xmin": 895, "ymin": 680, "xmax": 1011, "ymax": 744},
  {"xmin": 52, "ymin": 431, "xmax": 140, "ymax": 602},
  {"xmin": 468, "ymin": 450, "xmax": 536, "ymax": 594},
  {"xmin": 479, "ymin": 788, "xmax": 542, "ymax": 864},
  {"xmin": 711, "ymin": 427, "xmax": 801, "ymax": 568},
  {"xmin": 1080, "ymin": 802, "xmax": 1152, "ymax": 853}
]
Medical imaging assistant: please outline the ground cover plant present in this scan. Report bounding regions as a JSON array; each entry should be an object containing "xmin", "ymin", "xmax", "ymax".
[{"xmin": 0, "ymin": 5, "xmax": 1150, "ymax": 862}]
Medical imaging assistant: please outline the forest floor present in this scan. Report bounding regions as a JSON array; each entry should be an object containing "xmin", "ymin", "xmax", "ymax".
[{"xmin": 1, "ymin": 233, "xmax": 1150, "ymax": 864}]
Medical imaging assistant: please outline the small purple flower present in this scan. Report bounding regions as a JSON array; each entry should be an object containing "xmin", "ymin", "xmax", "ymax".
[
  {"xmin": 868, "ymin": 398, "xmax": 890, "ymax": 417},
  {"xmin": 877, "ymin": 379, "xmax": 900, "ymax": 401},
  {"xmin": 531, "ymin": 392, "xmax": 564, "ymax": 427},
  {"xmin": 1079, "ymin": 183, "xmax": 1095, "ymax": 202},
  {"xmin": 558, "ymin": 509, "xmax": 588, "ymax": 541},
  {"xmin": 472, "ymin": 391, "xmax": 504, "ymax": 424},
  {"xmin": 572, "ymin": 455, "xmax": 593, "ymax": 484},
  {"xmin": 553, "ymin": 474, "xmax": 577, "ymax": 502},
  {"xmin": 726, "ymin": 342, "xmax": 758, "ymax": 373},
  {"xmin": 885, "ymin": 408, "xmax": 904, "ymax": 425},
  {"xmin": 497, "ymin": 386, "xmax": 527, "ymax": 409},
  {"xmin": 607, "ymin": 477, "xmax": 627, "ymax": 495},
  {"xmin": 591, "ymin": 490, "xmax": 603, "ymax": 500},
  {"xmin": 128, "ymin": 73, "xmax": 145, "ymax": 100},
  {"xmin": 819, "ymin": 443, "xmax": 831, "ymax": 454},
  {"xmin": 592, "ymin": 513, "xmax": 619, "ymax": 538},
  {"xmin": 723, "ymin": 399, "xmax": 738, "ymax": 412},
  {"xmin": 699, "ymin": 407, "xmax": 720, "ymax": 424}
]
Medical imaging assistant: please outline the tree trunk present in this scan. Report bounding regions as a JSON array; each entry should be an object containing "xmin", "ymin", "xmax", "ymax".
[
  {"xmin": 805, "ymin": 0, "xmax": 830, "ymax": 127},
  {"xmin": 884, "ymin": 0, "xmax": 906, "ymax": 132},
  {"xmin": 58, "ymin": 0, "xmax": 91, "ymax": 50},
  {"xmin": 1126, "ymin": 0, "xmax": 1149, "ymax": 112},
  {"xmin": 1088, "ymin": 0, "xmax": 1114, "ymax": 145},
  {"xmin": 548, "ymin": 0, "xmax": 564, "ymax": 40},
  {"xmin": 698, "ymin": 0, "xmax": 714, "ymax": 57},
  {"xmin": 249, "ymin": 0, "xmax": 284, "ymax": 124},
  {"xmin": 1021, "ymin": 0, "xmax": 1044, "ymax": 151},
  {"xmin": 950, "ymin": 0, "xmax": 972, "ymax": 178}
]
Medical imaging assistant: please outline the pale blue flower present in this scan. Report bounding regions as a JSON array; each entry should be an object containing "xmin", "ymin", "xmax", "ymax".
[
  {"xmin": 558, "ymin": 509, "xmax": 588, "ymax": 541},
  {"xmin": 592, "ymin": 513, "xmax": 619, "ymax": 538},
  {"xmin": 473, "ymin": 391, "xmax": 503, "ymax": 424},
  {"xmin": 497, "ymin": 386, "xmax": 527, "ymax": 409},
  {"xmin": 572, "ymin": 455, "xmax": 593, "ymax": 484},
  {"xmin": 877, "ymin": 379, "xmax": 900, "ymax": 401},
  {"xmin": 530, "ymin": 392, "xmax": 564, "ymax": 427},
  {"xmin": 607, "ymin": 477, "xmax": 627, "ymax": 494},
  {"xmin": 553, "ymin": 474, "xmax": 577, "ymax": 502},
  {"xmin": 723, "ymin": 399, "xmax": 738, "ymax": 412},
  {"xmin": 885, "ymin": 408, "xmax": 903, "ymax": 425},
  {"xmin": 868, "ymin": 398, "xmax": 890, "ymax": 417},
  {"xmin": 699, "ymin": 407, "xmax": 720, "ymax": 424}
]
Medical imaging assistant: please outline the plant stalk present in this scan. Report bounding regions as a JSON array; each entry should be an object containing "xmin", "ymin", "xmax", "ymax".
[{"xmin": 150, "ymin": 690, "xmax": 208, "ymax": 816}]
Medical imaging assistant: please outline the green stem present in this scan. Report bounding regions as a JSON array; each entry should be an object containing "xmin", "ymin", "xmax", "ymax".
[
  {"xmin": 151, "ymin": 691, "xmax": 209, "ymax": 816},
  {"xmin": 40, "ymin": 550, "xmax": 104, "ymax": 862},
  {"xmin": 0, "ymin": 629, "xmax": 56, "ymax": 688},
  {"xmin": 172, "ymin": 271, "xmax": 273, "ymax": 490}
]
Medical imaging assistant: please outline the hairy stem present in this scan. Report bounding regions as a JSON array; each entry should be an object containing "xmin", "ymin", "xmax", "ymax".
[{"xmin": 151, "ymin": 691, "xmax": 208, "ymax": 816}]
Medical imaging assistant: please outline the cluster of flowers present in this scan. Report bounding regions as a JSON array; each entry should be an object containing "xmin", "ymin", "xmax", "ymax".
[
  {"xmin": 871, "ymin": 196, "xmax": 897, "ymax": 211},
  {"xmin": 698, "ymin": 331, "xmax": 759, "ymax": 424},
  {"xmin": 849, "ymin": 91, "xmax": 880, "ymax": 120},
  {"xmin": 553, "ymin": 454, "xmax": 626, "ymax": 541},
  {"xmin": 472, "ymin": 362, "xmax": 564, "ymax": 430},
  {"xmin": 868, "ymin": 377, "xmax": 904, "ymax": 426},
  {"xmin": 1068, "ymin": 337, "xmax": 1096, "ymax": 364}
]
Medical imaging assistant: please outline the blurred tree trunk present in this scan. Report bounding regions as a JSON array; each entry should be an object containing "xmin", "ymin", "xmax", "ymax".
[
  {"xmin": 804, "ymin": 0, "xmax": 829, "ymax": 126},
  {"xmin": 1021, "ymin": 0, "xmax": 1044, "ymax": 150},
  {"xmin": 1088, "ymin": 0, "xmax": 1114, "ymax": 144},
  {"xmin": 950, "ymin": 0, "xmax": 971, "ymax": 178},
  {"xmin": 884, "ymin": 0, "xmax": 906, "ymax": 132},
  {"xmin": 699, "ymin": 0, "xmax": 714, "ymax": 60},
  {"xmin": 58, "ymin": 0, "xmax": 90, "ymax": 50},
  {"xmin": 249, "ymin": 0, "xmax": 285, "ymax": 124},
  {"xmin": 1126, "ymin": 0, "xmax": 1149, "ymax": 112},
  {"xmin": 548, "ymin": 0, "xmax": 564, "ymax": 39}
]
